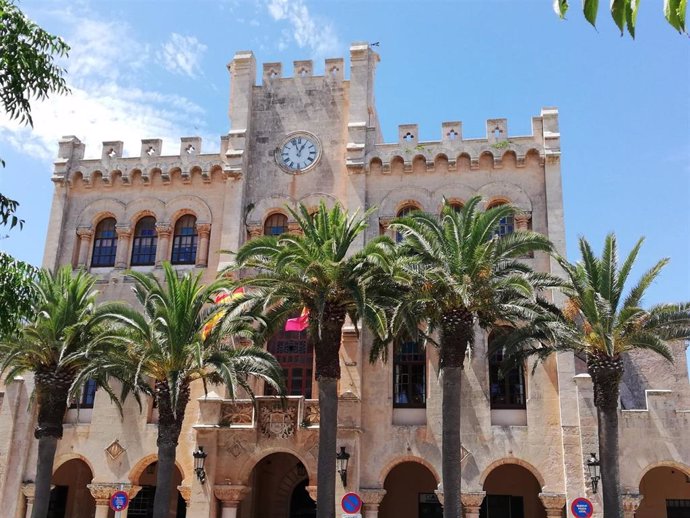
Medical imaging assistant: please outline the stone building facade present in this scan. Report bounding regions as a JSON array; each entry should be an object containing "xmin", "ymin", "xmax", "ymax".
[{"xmin": 0, "ymin": 43, "xmax": 689, "ymax": 518}]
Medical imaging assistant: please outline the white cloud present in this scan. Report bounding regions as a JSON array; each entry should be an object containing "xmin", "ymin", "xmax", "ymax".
[
  {"xmin": 0, "ymin": 9, "xmax": 212, "ymax": 162},
  {"xmin": 266, "ymin": 0, "xmax": 340, "ymax": 58},
  {"xmin": 159, "ymin": 33, "xmax": 208, "ymax": 78}
]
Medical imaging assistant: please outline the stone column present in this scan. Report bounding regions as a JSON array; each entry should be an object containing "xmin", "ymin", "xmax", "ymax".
[
  {"xmin": 88, "ymin": 483, "xmax": 114, "ymax": 518},
  {"xmin": 155, "ymin": 223, "xmax": 172, "ymax": 267},
  {"xmin": 114, "ymin": 226, "xmax": 132, "ymax": 269},
  {"xmin": 177, "ymin": 485, "xmax": 192, "ymax": 508},
  {"xmin": 622, "ymin": 493, "xmax": 643, "ymax": 518},
  {"xmin": 539, "ymin": 493, "xmax": 567, "ymax": 518},
  {"xmin": 195, "ymin": 223, "xmax": 211, "ymax": 267},
  {"xmin": 361, "ymin": 488, "xmax": 386, "ymax": 518},
  {"xmin": 214, "ymin": 485, "xmax": 250, "ymax": 518},
  {"xmin": 514, "ymin": 211, "xmax": 532, "ymax": 231},
  {"xmin": 76, "ymin": 227, "xmax": 94, "ymax": 268},
  {"xmin": 22, "ymin": 483, "xmax": 35, "ymax": 518},
  {"xmin": 461, "ymin": 492, "xmax": 486, "ymax": 518}
]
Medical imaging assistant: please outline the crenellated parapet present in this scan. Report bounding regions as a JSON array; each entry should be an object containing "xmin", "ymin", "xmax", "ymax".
[
  {"xmin": 359, "ymin": 108, "xmax": 560, "ymax": 175},
  {"xmin": 52, "ymin": 136, "xmax": 240, "ymax": 189}
]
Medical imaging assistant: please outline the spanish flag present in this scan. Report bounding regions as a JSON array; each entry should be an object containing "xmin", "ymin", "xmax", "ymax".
[
  {"xmin": 202, "ymin": 287, "xmax": 245, "ymax": 340},
  {"xmin": 285, "ymin": 307, "xmax": 310, "ymax": 332}
]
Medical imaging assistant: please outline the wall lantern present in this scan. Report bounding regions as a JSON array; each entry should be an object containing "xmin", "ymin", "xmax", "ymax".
[
  {"xmin": 586, "ymin": 452, "xmax": 601, "ymax": 493},
  {"xmin": 193, "ymin": 446, "xmax": 208, "ymax": 484},
  {"xmin": 336, "ymin": 446, "xmax": 350, "ymax": 487}
]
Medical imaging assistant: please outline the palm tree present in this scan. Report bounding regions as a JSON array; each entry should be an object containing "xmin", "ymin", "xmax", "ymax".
[
  {"xmin": 104, "ymin": 262, "xmax": 284, "ymax": 518},
  {"xmin": 229, "ymin": 202, "xmax": 395, "ymax": 518},
  {"xmin": 0, "ymin": 267, "xmax": 126, "ymax": 518},
  {"xmin": 382, "ymin": 197, "xmax": 559, "ymax": 518},
  {"xmin": 495, "ymin": 234, "xmax": 690, "ymax": 518}
]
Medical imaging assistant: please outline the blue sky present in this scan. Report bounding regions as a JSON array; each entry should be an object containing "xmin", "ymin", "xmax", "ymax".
[{"xmin": 1, "ymin": 0, "xmax": 689, "ymax": 366}]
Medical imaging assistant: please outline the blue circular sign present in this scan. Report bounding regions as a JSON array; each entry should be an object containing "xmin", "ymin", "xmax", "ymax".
[
  {"xmin": 571, "ymin": 497, "xmax": 593, "ymax": 518},
  {"xmin": 341, "ymin": 492, "xmax": 362, "ymax": 514},
  {"xmin": 110, "ymin": 490, "xmax": 129, "ymax": 512}
]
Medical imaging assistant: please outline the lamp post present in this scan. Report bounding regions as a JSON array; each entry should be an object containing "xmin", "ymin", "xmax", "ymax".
[
  {"xmin": 586, "ymin": 453, "xmax": 601, "ymax": 493},
  {"xmin": 336, "ymin": 446, "xmax": 350, "ymax": 487},
  {"xmin": 193, "ymin": 446, "xmax": 208, "ymax": 484}
]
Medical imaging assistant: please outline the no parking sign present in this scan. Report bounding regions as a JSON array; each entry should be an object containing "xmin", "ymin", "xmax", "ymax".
[
  {"xmin": 341, "ymin": 492, "xmax": 362, "ymax": 515},
  {"xmin": 571, "ymin": 497, "xmax": 593, "ymax": 518},
  {"xmin": 110, "ymin": 490, "xmax": 129, "ymax": 512}
]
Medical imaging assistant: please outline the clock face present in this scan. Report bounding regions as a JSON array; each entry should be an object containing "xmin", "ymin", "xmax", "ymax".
[{"xmin": 277, "ymin": 133, "xmax": 320, "ymax": 173}]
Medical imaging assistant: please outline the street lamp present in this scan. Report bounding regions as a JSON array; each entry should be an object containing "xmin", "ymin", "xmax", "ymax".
[
  {"xmin": 193, "ymin": 446, "xmax": 208, "ymax": 484},
  {"xmin": 336, "ymin": 446, "xmax": 350, "ymax": 487},
  {"xmin": 586, "ymin": 453, "xmax": 601, "ymax": 493}
]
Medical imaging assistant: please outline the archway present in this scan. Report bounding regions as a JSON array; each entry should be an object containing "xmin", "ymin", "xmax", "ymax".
[
  {"xmin": 242, "ymin": 452, "xmax": 315, "ymax": 518},
  {"xmin": 638, "ymin": 465, "xmax": 690, "ymax": 518},
  {"xmin": 48, "ymin": 458, "xmax": 94, "ymax": 518},
  {"xmin": 481, "ymin": 463, "xmax": 545, "ymax": 518},
  {"xmin": 380, "ymin": 461, "xmax": 442, "ymax": 518},
  {"xmin": 128, "ymin": 459, "xmax": 186, "ymax": 518}
]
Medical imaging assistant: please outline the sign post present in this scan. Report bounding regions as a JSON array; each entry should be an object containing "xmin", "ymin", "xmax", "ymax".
[
  {"xmin": 341, "ymin": 492, "xmax": 363, "ymax": 518},
  {"xmin": 570, "ymin": 497, "xmax": 594, "ymax": 518}
]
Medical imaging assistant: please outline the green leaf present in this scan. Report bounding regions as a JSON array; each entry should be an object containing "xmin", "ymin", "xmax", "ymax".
[
  {"xmin": 626, "ymin": 0, "xmax": 640, "ymax": 37},
  {"xmin": 665, "ymin": 0, "xmax": 684, "ymax": 31},
  {"xmin": 584, "ymin": 0, "xmax": 600, "ymax": 26},
  {"xmin": 554, "ymin": 0, "xmax": 569, "ymax": 18},
  {"xmin": 611, "ymin": 0, "xmax": 628, "ymax": 34}
]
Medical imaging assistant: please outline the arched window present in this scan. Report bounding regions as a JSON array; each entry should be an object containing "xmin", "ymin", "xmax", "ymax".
[
  {"xmin": 488, "ymin": 202, "xmax": 514, "ymax": 237},
  {"xmin": 396, "ymin": 204, "xmax": 419, "ymax": 242},
  {"xmin": 91, "ymin": 218, "xmax": 117, "ymax": 267},
  {"xmin": 266, "ymin": 326, "xmax": 313, "ymax": 397},
  {"xmin": 171, "ymin": 215, "xmax": 197, "ymax": 265},
  {"xmin": 488, "ymin": 334, "xmax": 526, "ymax": 410},
  {"xmin": 264, "ymin": 213, "xmax": 288, "ymax": 236},
  {"xmin": 447, "ymin": 202, "xmax": 463, "ymax": 213},
  {"xmin": 130, "ymin": 216, "xmax": 157, "ymax": 266},
  {"xmin": 393, "ymin": 340, "xmax": 426, "ymax": 408}
]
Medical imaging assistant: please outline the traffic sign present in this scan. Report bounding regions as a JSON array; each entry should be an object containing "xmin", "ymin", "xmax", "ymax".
[
  {"xmin": 570, "ymin": 497, "xmax": 593, "ymax": 518},
  {"xmin": 341, "ymin": 492, "xmax": 363, "ymax": 514},
  {"xmin": 110, "ymin": 490, "xmax": 129, "ymax": 512}
]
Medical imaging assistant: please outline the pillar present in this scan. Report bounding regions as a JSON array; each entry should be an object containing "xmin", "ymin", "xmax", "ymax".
[
  {"xmin": 114, "ymin": 225, "xmax": 132, "ymax": 269},
  {"xmin": 514, "ymin": 211, "xmax": 532, "ymax": 231},
  {"xmin": 214, "ymin": 484, "xmax": 250, "ymax": 518},
  {"xmin": 539, "ymin": 493, "xmax": 567, "ymax": 518},
  {"xmin": 155, "ymin": 222, "xmax": 172, "ymax": 267},
  {"xmin": 195, "ymin": 223, "xmax": 211, "ymax": 267},
  {"xmin": 88, "ymin": 483, "xmax": 114, "ymax": 518},
  {"xmin": 177, "ymin": 485, "xmax": 192, "ymax": 508},
  {"xmin": 622, "ymin": 493, "xmax": 643, "ymax": 518},
  {"xmin": 22, "ymin": 483, "xmax": 35, "ymax": 518},
  {"xmin": 76, "ymin": 227, "xmax": 93, "ymax": 267},
  {"xmin": 461, "ymin": 491, "xmax": 486, "ymax": 518},
  {"xmin": 361, "ymin": 488, "xmax": 386, "ymax": 518}
]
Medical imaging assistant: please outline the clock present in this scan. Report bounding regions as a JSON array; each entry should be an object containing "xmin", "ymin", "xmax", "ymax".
[{"xmin": 276, "ymin": 132, "xmax": 321, "ymax": 173}]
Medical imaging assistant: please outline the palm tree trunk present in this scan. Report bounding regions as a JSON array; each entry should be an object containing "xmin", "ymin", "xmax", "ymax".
[
  {"xmin": 31, "ymin": 436, "xmax": 59, "ymax": 518},
  {"xmin": 31, "ymin": 375, "xmax": 70, "ymax": 518},
  {"xmin": 152, "ymin": 380, "xmax": 189, "ymax": 518},
  {"xmin": 589, "ymin": 356, "xmax": 624, "ymax": 518},
  {"xmin": 317, "ymin": 377, "xmax": 338, "ymax": 518},
  {"xmin": 439, "ymin": 308, "xmax": 474, "ymax": 518},
  {"xmin": 314, "ymin": 306, "xmax": 346, "ymax": 518}
]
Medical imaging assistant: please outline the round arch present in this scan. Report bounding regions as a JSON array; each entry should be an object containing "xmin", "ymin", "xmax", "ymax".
[
  {"xmin": 479, "ymin": 457, "xmax": 545, "ymax": 488},
  {"xmin": 378, "ymin": 186, "xmax": 433, "ymax": 217},
  {"xmin": 52, "ymin": 453, "xmax": 95, "ymax": 476},
  {"xmin": 125, "ymin": 197, "xmax": 166, "ymax": 225},
  {"xmin": 476, "ymin": 182, "xmax": 533, "ymax": 213},
  {"xmin": 636, "ymin": 460, "xmax": 690, "ymax": 487},
  {"xmin": 76, "ymin": 198, "xmax": 126, "ymax": 228},
  {"xmin": 128, "ymin": 453, "xmax": 188, "ymax": 485},
  {"xmin": 246, "ymin": 194, "xmax": 296, "ymax": 227},
  {"xmin": 164, "ymin": 195, "xmax": 212, "ymax": 224},
  {"xmin": 237, "ymin": 447, "xmax": 316, "ymax": 486},
  {"xmin": 297, "ymin": 192, "xmax": 342, "ymax": 213},
  {"xmin": 377, "ymin": 455, "xmax": 440, "ymax": 487}
]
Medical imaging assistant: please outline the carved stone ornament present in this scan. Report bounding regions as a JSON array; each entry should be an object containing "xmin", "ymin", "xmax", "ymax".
[
  {"xmin": 539, "ymin": 492, "xmax": 566, "ymax": 516},
  {"xmin": 303, "ymin": 401, "xmax": 320, "ymax": 426},
  {"xmin": 622, "ymin": 493, "xmax": 643, "ymax": 513},
  {"xmin": 22, "ymin": 483, "xmax": 36, "ymax": 502},
  {"xmin": 177, "ymin": 485, "xmax": 191, "ymax": 506},
  {"xmin": 306, "ymin": 485, "xmax": 317, "ymax": 502},
  {"xmin": 88, "ymin": 483, "xmax": 118, "ymax": 505},
  {"xmin": 105, "ymin": 438, "xmax": 126, "ymax": 460},
  {"xmin": 361, "ymin": 488, "xmax": 387, "ymax": 506},
  {"xmin": 460, "ymin": 444, "xmax": 470, "ymax": 463},
  {"xmin": 197, "ymin": 223, "xmax": 211, "ymax": 237},
  {"xmin": 228, "ymin": 439, "xmax": 246, "ymax": 458},
  {"xmin": 461, "ymin": 491, "xmax": 487, "ymax": 510},
  {"xmin": 214, "ymin": 484, "xmax": 251, "ymax": 506},
  {"xmin": 220, "ymin": 402, "xmax": 254, "ymax": 426},
  {"xmin": 260, "ymin": 401, "xmax": 297, "ymax": 439}
]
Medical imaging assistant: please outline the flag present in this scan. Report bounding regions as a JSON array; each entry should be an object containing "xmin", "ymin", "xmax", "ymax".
[
  {"xmin": 285, "ymin": 307, "xmax": 310, "ymax": 332},
  {"xmin": 202, "ymin": 287, "xmax": 246, "ymax": 339}
]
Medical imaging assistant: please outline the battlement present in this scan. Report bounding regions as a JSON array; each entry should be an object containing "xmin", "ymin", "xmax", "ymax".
[{"xmin": 354, "ymin": 108, "xmax": 560, "ymax": 174}]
